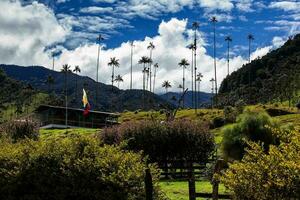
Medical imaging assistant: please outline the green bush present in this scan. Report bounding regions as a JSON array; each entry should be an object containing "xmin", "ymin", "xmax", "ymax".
[
  {"xmin": 1, "ymin": 119, "xmax": 39, "ymax": 142},
  {"xmin": 222, "ymin": 129, "xmax": 300, "ymax": 199},
  {"xmin": 223, "ymin": 106, "xmax": 238, "ymax": 123},
  {"xmin": 101, "ymin": 119, "xmax": 215, "ymax": 163},
  {"xmin": 221, "ymin": 109, "xmax": 279, "ymax": 160},
  {"xmin": 0, "ymin": 135, "xmax": 163, "ymax": 200}
]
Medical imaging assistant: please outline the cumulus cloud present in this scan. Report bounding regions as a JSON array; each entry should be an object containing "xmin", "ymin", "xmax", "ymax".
[
  {"xmin": 269, "ymin": 1, "xmax": 300, "ymax": 12},
  {"xmin": 80, "ymin": 6, "xmax": 114, "ymax": 14},
  {"xmin": 0, "ymin": 0, "xmax": 68, "ymax": 66}
]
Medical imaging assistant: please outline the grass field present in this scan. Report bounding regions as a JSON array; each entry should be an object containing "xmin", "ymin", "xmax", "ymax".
[{"xmin": 159, "ymin": 180, "xmax": 229, "ymax": 200}]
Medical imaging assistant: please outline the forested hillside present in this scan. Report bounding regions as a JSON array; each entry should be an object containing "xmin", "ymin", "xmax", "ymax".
[
  {"xmin": 219, "ymin": 34, "xmax": 300, "ymax": 106},
  {"xmin": 0, "ymin": 65, "xmax": 173, "ymax": 112}
]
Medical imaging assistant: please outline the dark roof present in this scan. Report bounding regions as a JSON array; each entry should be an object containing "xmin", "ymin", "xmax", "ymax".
[{"xmin": 35, "ymin": 105, "xmax": 120, "ymax": 117}]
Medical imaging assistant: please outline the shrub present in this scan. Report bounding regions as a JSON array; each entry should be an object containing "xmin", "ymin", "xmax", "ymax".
[
  {"xmin": 234, "ymin": 99, "xmax": 246, "ymax": 114},
  {"xmin": 0, "ymin": 135, "xmax": 164, "ymax": 200},
  {"xmin": 221, "ymin": 109, "xmax": 279, "ymax": 161},
  {"xmin": 223, "ymin": 106, "xmax": 238, "ymax": 123},
  {"xmin": 1, "ymin": 119, "xmax": 39, "ymax": 142},
  {"xmin": 296, "ymin": 102, "xmax": 300, "ymax": 110},
  {"xmin": 101, "ymin": 119, "xmax": 215, "ymax": 163},
  {"xmin": 221, "ymin": 129, "xmax": 300, "ymax": 199},
  {"xmin": 211, "ymin": 117, "xmax": 225, "ymax": 128}
]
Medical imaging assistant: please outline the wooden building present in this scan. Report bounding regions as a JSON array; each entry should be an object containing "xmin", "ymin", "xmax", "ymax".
[{"xmin": 35, "ymin": 105, "xmax": 119, "ymax": 129}]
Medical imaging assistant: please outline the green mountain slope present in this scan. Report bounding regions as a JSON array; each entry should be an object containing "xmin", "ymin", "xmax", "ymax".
[{"xmin": 218, "ymin": 34, "xmax": 300, "ymax": 106}]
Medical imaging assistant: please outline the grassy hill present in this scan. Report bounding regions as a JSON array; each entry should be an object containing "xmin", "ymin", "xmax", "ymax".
[{"xmin": 218, "ymin": 34, "xmax": 300, "ymax": 106}]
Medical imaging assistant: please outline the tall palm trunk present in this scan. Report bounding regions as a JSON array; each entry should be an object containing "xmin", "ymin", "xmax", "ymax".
[
  {"xmin": 198, "ymin": 81, "xmax": 201, "ymax": 107},
  {"xmin": 194, "ymin": 37, "xmax": 197, "ymax": 111},
  {"xmin": 191, "ymin": 48, "xmax": 194, "ymax": 108},
  {"xmin": 213, "ymin": 21, "xmax": 218, "ymax": 106},
  {"xmin": 149, "ymin": 50, "xmax": 153, "ymax": 92},
  {"xmin": 64, "ymin": 72, "xmax": 68, "ymax": 127},
  {"xmin": 111, "ymin": 66, "xmax": 115, "ymax": 91},
  {"xmin": 153, "ymin": 67, "xmax": 157, "ymax": 93},
  {"xmin": 75, "ymin": 72, "xmax": 78, "ymax": 99},
  {"xmin": 182, "ymin": 67, "xmax": 185, "ymax": 108}
]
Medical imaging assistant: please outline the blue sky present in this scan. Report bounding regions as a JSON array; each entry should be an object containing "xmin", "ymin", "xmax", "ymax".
[{"xmin": 0, "ymin": 0, "xmax": 299, "ymax": 92}]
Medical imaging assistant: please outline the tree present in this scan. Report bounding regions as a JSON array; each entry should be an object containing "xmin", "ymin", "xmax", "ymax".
[
  {"xmin": 210, "ymin": 78, "xmax": 215, "ymax": 108},
  {"xmin": 46, "ymin": 75, "xmax": 54, "ymax": 93},
  {"xmin": 138, "ymin": 56, "xmax": 151, "ymax": 92},
  {"xmin": 153, "ymin": 63, "xmax": 159, "ymax": 93},
  {"xmin": 162, "ymin": 80, "xmax": 171, "ymax": 95},
  {"xmin": 114, "ymin": 75, "xmax": 124, "ymax": 89},
  {"xmin": 73, "ymin": 65, "xmax": 81, "ymax": 99},
  {"xmin": 96, "ymin": 34, "xmax": 104, "ymax": 106},
  {"xmin": 196, "ymin": 73, "xmax": 203, "ymax": 108},
  {"xmin": 178, "ymin": 59, "xmax": 189, "ymax": 108},
  {"xmin": 192, "ymin": 22, "xmax": 199, "ymax": 112},
  {"xmin": 108, "ymin": 57, "xmax": 120, "ymax": 91},
  {"xmin": 225, "ymin": 36, "xmax": 232, "ymax": 76},
  {"xmin": 130, "ymin": 41, "xmax": 134, "ymax": 90},
  {"xmin": 188, "ymin": 43, "xmax": 196, "ymax": 108},
  {"xmin": 61, "ymin": 64, "xmax": 71, "ymax": 127},
  {"xmin": 211, "ymin": 16, "xmax": 218, "ymax": 105},
  {"xmin": 147, "ymin": 42, "xmax": 155, "ymax": 92}
]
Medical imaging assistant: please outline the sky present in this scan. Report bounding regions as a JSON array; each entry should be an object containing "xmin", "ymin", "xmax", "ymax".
[{"xmin": 0, "ymin": 0, "xmax": 299, "ymax": 93}]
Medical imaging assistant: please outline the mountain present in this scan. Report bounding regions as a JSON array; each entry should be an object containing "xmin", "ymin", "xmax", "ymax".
[
  {"xmin": 160, "ymin": 91, "xmax": 213, "ymax": 108},
  {"xmin": 0, "ymin": 64, "xmax": 173, "ymax": 112},
  {"xmin": 218, "ymin": 33, "xmax": 300, "ymax": 106}
]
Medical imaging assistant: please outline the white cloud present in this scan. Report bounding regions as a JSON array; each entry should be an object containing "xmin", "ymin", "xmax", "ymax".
[
  {"xmin": 80, "ymin": 6, "xmax": 114, "ymax": 14},
  {"xmin": 235, "ymin": 0, "xmax": 254, "ymax": 12},
  {"xmin": 197, "ymin": 0, "xmax": 234, "ymax": 11},
  {"xmin": 0, "ymin": 0, "xmax": 68, "ymax": 66},
  {"xmin": 269, "ymin": 1, "xmax": 300, "ymax": 12},
  {"xmin": 272, "ymin": 36, "xmax": 286, "ymax": 48}
]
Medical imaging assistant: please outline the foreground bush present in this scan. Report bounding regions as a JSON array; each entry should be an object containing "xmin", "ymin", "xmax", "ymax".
[
  {"xmin": 0, "ymin": 135, "xmax": 163, "ymax": 200},
  {"xmin": 101, "ymin": 119, "xmax": 215, "ymax": 163},
  {"xmin": 222, "ymin": 129, "xmax": 300, "ymax": 199},
  {"xmin": 1, "ymin": 119, "xmax": 39, "ymax": 142},
  {"xmin": 221, "ymin": 109, "xmax": 279, "ymax": 160}
]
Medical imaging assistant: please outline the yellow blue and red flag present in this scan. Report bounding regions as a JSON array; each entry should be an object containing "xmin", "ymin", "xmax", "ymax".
[{"xmin": 82, "ymin": 89, "xmax": 90, "ymax": 116}]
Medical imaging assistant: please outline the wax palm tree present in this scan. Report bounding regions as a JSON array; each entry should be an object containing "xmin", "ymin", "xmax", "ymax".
[
  {"xmin": 108, "ymin": 57, "xmax": 120, "ymax": 91},
  {"xmin": 130, "ymin": 41, "xmax": 134, "ymax": 90},
  {"xmin": 178, "ymin": 84, "xmax": 183, "ymax": 92},
  {"xmin": 153, "ymin": 63, "xmax": 159, "ymax": 93},
  {"xmin": 61, "ymin": 64, "xmax": 71, "ymax": 127},
  {"xmin": 225, "ymin": 36, "xmax": 232, "ymax": 76},
  {"xmin": 211, "ymin": 16, "xmax": 218, "ymax": 105},
  {"xmin": 96, "ymin": 34, "xmax": 104, "ymax": 104},
  {"xmin": 210, "ymin": 78, "xmax": 215, "ymax": 108},
  {"xmin": 46, "ymin": 75, "xmax": 54, "ymax": 93},
  {"xmin": 162, "ymin": 80, "xmax": 172, "ymax": 95},
  {"xmin": 147, "ymin": 42, "xmax": 155, "ymax": 92},
  {"xmin": 192, "ymin": 22, "xmax": 199, "ymax": 112},
  {"xmin": 73, "ymin": 65, "xmax": 81, "ymax": 99},
  {"xmin": 139, "ymin": 56, "xmax": 151, "ymax": 91},
  {"xmin": 178, "ymin": 58, "xmax": 189, "ymax": 108},
  {"xmin": 115, "ymin": 75, "xmax": 124, "ymax": 89},
  {"xmin": 188, "ymin": 43, "xmax": 195, "ymax": 108},
  {"xmin": 247, "ymin": 34, "xmax": 255, "ymax": 103},
  {"xmin": 196, "ymin": 73, "xmax": 203, "ymax": 108}
]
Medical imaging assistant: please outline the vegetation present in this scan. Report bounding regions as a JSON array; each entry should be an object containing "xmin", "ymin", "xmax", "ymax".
[
  {"xmin": 101, "ymin": 119, "xmax": 215, "ymax": 163},
  {"xmin": 222, "ymin": 128, "xmax": 300, "ymax": 199},
  {"xmin": 221, "ymin": 109, "xmax": 280, "ymax": 160},
  {"xmin": 219, "ymin": 34, "xmax": 300, "ymax": 106},
  {"xmin": 0, "ymin": 134, "xmax": 165, "ymax": 200},
  {"xmin": 1, "ymin": 119, "xmax": 39, "ymax": 142}
]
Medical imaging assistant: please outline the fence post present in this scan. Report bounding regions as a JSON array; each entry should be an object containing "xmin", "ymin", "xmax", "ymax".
[
  {"xmin": 212, "ymin": 159, "xmax": 225, "ymax": 200},
  {"xmin": 188, "ymin": 162, "xmax": 196, "ymax": 200},
  {"xmin": 145, "ymin": 168, "xmax": 153, "ymax": 200}
]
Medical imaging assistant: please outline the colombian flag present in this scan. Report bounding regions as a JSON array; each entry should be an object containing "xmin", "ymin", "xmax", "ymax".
[{"xmin": 82, "ymin": 89, "xmax": 91, "ymax": 116}]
